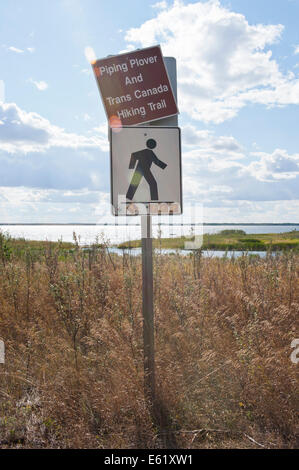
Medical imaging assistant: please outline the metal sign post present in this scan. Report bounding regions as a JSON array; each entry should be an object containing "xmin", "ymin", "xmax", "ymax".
[
  {"xmin": 91, "ymin": 48, "xmax": 180, "ymax": 407},
  {"xmin": 0, "ymin": 339, "xmax": 4, "ymax": 364},
  {"xmin": 141, "ymin": 214, "xmax": 155, "ymax": 403}
]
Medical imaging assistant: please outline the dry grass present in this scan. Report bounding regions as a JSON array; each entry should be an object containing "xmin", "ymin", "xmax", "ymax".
[{"xmin": 0, "ymin": 235, "xmax": 298, "ymax": 449}]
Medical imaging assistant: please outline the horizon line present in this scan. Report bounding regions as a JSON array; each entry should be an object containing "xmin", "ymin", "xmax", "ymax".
[{"xmin": 0, "ymin": 223, "xmax": 299, "ymax": 226}]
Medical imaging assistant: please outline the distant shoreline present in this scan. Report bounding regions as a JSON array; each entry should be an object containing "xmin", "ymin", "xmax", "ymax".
[
  {"xmin": 1, "ymin": 223, "xmax": 299, "ymax": 226},
  {"xmin": 118, "ymin": 230, "xmax": 299, "ymax": 251}
]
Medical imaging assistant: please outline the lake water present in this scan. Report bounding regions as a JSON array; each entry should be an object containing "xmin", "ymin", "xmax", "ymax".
[
  {"xmin": 0, "ymin": 224, "xmax": 298, "ymax": 245},
  {"xmin": 0, "ymin": 224, "xmax": 176, "ymax": 244},
  {"xmin": 0, "ymin": 224, "xmax": 298, "ymax": 258},
  {"xmin": 108, "ymin": 247, "xmax": 270, "ymax": 258}
]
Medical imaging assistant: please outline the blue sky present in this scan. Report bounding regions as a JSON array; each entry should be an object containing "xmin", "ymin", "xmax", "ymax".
[{"xmin": 0, "ymin": 0, "xmax": 299, "ymax": 223}]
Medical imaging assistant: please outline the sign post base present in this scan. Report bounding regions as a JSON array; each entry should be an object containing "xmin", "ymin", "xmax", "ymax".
[{"xmin": 141, "ymin": 214, "xmax": 155, "ymax": 405}]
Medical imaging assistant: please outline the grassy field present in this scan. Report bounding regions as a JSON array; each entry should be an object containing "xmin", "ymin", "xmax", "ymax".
[
  {"xmin": 117, "ymin": 229, "xmax": 299, "ymax": 251},
  {"xmin": 0, "ymin": 231, "xmax": 298, "ymax": 449}
]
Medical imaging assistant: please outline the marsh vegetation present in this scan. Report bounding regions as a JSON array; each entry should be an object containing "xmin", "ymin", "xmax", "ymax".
[{"xmin": 0, "ymin": 231, "xmax": 298, "ymax": 448}]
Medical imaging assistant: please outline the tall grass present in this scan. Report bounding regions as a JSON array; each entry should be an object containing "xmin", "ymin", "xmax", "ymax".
[{"xmin": 0, "ymin": 234, "xmax": 298, "ymax": 448}]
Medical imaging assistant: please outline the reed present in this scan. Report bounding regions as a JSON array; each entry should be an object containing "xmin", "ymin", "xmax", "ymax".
[{"xmin": 0, "ymin": 233, "xmax": 298, "ymax": 448}]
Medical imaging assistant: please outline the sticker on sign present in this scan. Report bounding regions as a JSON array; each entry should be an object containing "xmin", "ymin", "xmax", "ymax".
[
  {"xmin": 92, "ymin": 45, "xmax": 179, "ymax": 127},
  {"xmin": 110, "ymin": 126, "xmax": 182, "ymax": 216}
]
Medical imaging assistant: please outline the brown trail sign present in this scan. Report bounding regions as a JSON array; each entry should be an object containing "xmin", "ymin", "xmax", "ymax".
[{"xmin": 92, "ymin": 45, "xmax": 179, "ymax": 126}]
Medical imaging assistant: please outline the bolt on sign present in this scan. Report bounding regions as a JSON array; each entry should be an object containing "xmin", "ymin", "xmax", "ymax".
[
  {"xmin": 92, "ymin": 45, "xmax": 179, "ymax": 126},
  {"xmin": 110, "ymin": 126, "xmax": 182, "ymax": 216}
]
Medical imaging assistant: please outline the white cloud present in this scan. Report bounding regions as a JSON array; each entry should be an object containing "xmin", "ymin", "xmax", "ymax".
[
  {"xmin": 0, "ymin": 187, "xmax": 107, "ymax": 205},
  {"xmin": 3, "ymin": 45, "xmax": 35, "ymax": 55},
  {"xmin": 182, "ymin": 143, "xmax": 299, "ymax": 209},
  {"xmin": 93, "ymin": 123, "xmax": 108, "ymax": 135},
  {"xmin": 29, "ymin": 79, "xmax": 49, "ymax": 91},
  {"xmin": 152, "ymin": 1, "xmax": 168, "ymax": 9},
  {"xmin": 294, "ymin": 45, "xmax": 299, "ymax": 55},
  {"xmin": 118, "ymin": 44, "xmax": 136, "ymax": 54},
  {"xmin": 0, "ymin": 102, "xmax": 297, "ymax": 219},
  {"xmin": 8, "ymin": 46, "xmax": 24, "ymax": 54},
  {"xmin": 0, "ymin": 102, "xmax": 108, "ymax": 154},
  {"xmin": 0, "ymin": 103, "xmax": 110, "ymax": 195},
  {"xmin": 0, "ymin": 186, "xmax": 113, "ymax": 224},
  {"xmin": 124, "ymin": 0, "xmax": 299, "ymax": 123},
  {"xmin": 201, "ymin": 200, "xmax": 299, "ymax": 223},
  {"xmin": 248, "ymin": 149, "xmax": 299, "ymax": 182},
  {"xmin": 182, "ymin": 124, "xmax": 244, "ymax": 159}
]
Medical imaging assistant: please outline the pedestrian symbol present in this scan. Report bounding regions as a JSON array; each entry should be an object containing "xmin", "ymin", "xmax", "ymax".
[
  {"xmin": 126, "ymin": 139, "xmax": 167, "ymax": 201},
  {"xmin": 110, "ymin": 126, "xmax": 182, "ymax": 215}
]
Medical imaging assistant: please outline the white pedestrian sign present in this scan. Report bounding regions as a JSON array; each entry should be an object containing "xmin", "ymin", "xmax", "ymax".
[{"xmin": 110, "ymin": 126, "xmax": 182, "ymax": 215}]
